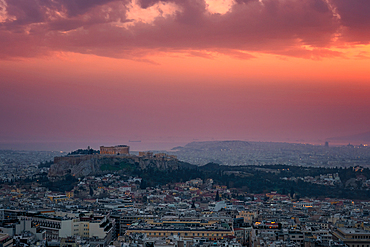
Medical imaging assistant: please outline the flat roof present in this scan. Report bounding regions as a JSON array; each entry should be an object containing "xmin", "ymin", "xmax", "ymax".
[{"xmin": 338, "ymin": 228, "xmax": 370, "ymax": 235}]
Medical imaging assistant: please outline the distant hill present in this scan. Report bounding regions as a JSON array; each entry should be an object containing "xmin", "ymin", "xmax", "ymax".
[
  {"xmin": 200, "ymin": 162, "xmax": 223, "ymax": 171},
  {"xmin": 327, "ymin": 131, "xmax": 370, "ymax": 143},
  {"xmin": 167, "ymin": 140, "xmax": 370, "ymax": 167},
  {"xmin": 180, "ymin": 140, "xmax": 251, "ymax": 151}
]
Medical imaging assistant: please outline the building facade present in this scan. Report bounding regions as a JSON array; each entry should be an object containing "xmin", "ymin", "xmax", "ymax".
[{"xmin": 332, "ymin": 228, "xmax": 370, "ymax": 247}]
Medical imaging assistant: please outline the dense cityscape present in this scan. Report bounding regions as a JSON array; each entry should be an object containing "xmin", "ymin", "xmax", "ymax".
[{"xmin": 1, "ymin": 143, "xmax": 370, "ymax": 247}]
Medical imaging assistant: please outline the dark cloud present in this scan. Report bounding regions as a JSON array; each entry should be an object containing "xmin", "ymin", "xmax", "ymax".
[
  {"xmin": 1, "ymin": 0, "xmax": 128, "ymax": 34},
  {"xmin": 234, "ymin": 0, "xmax": 258, "ymax": 4},
  {"xmin": 60, "ymin": 0, "xmax": 118, "ymax": 17},
  {"xmin": 0, "ymin": 0, "xmax": 369, "ymax": 60},
  {"xmin": 5, "ymin": 0, "xmax": 46, "ymax": 26},
  {"xmin": 138, "ymin": 0, "xmax": 163, "ymax": 9},
  {"xmin": 138, "ymin": 0, "xmax": 207, "ymax": 25},
  {"xmin": 310, "ymin": 0, "xmax": 330, "ymax": 13},
  {"xmin": 333, "ymin": 0, "xmax": 370, "ymax": 28},
  {"xmin": 330, "ymin": 0, "xmax": 370, "ymax": 43}
]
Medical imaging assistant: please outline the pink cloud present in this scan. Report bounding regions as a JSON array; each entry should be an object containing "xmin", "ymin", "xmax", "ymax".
[{"xmin": 0, "ymin": 0, "xmax": 369, "ymax": 60}]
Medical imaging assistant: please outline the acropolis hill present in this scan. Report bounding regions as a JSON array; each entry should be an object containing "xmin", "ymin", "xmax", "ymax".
[{"xmin": 48, "ymin": 145, "xmax": 194, "ymax": 179}]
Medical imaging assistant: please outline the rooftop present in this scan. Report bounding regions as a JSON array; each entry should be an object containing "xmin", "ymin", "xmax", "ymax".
[{"xmin": 338, "ymin": 228, "xmax": 370, "ymax": 235}]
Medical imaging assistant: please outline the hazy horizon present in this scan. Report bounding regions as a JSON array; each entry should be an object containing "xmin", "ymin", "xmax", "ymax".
[{"xmin": 0, "ymin": 134, "xmax": 368, "ymax": 152}]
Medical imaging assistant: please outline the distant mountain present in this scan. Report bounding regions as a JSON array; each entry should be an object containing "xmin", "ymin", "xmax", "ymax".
[
  {"xmin": 327, "ymin": 131, "xmax": 370, "ymax": 143},
  {"xmin": 167, "ymin": 140, "xmax": 370, "ymax": 167}
]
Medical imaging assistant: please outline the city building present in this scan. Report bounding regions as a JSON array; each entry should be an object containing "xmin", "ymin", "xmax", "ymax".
[
  {"xmin": 0, "ymin": 233, "xmax": 13, "ymax": 247},
  {"xmin": 126, "ymin": 218, "xmax": 234, "ymax": 240},
  {"xmin": 332, "ymin": 228, "xmax": 370, "ymax": 247}
]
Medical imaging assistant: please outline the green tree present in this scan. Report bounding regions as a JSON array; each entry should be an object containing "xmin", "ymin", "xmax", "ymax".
[{"xmin": 140, "ymin": 180, "xmax": 147, "ymax": 190}]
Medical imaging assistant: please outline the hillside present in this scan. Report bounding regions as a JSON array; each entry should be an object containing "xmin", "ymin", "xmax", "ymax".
[{"xmin": 48, "ymin": 154, "xmax": 196, "ymax": 179}]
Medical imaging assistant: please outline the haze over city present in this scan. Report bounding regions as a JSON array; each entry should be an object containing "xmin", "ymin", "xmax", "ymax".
[{"xmin": 1, "ymin": 0, "xmax": 370, "ymax": 151}]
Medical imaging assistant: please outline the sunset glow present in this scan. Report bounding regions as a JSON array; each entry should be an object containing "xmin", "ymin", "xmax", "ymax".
[{"xmin": 1, "ymin": 0, "xmax": 370, "ymax": 151}]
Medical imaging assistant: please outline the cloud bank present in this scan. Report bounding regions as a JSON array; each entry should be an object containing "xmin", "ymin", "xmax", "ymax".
[{"xmin": 0, "ymin": 0, "xmax": 369, "ymax": 60}]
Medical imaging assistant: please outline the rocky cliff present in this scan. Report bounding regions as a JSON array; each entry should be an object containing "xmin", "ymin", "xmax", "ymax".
[{"xmin": 48, "ymin": 154, "xmax": 195, "ymax": 179}]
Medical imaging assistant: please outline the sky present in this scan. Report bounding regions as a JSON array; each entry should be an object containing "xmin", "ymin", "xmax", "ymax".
[{"xmin": 0, "ymin": 0, "xmax": 370, "ymax": 151}]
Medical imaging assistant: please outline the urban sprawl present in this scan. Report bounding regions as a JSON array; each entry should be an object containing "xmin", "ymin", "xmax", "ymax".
[{"xmin": 1, "ymin": 144, "xmax": 370, "ymax": 247}]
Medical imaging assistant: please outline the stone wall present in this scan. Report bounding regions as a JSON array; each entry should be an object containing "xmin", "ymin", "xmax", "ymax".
[{"xmin": 100, "ymin": 146, "xmax": 130, "ymax": 155}]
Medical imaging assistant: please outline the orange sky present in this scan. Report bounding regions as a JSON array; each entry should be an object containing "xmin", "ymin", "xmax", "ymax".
[{"xmin": 1, "ymin": 0, "xmax": 370, "ymax": 150}]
